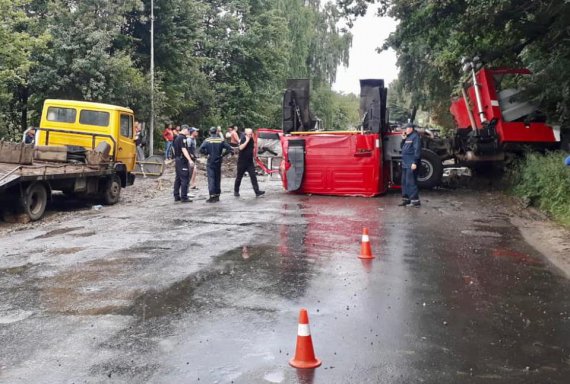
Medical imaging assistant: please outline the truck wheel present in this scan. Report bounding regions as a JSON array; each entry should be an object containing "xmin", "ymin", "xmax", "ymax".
[
  {"xmin": 21, "ymin": 182, "xmax": 48, "ymax": 221},
  {"xmin": 102, "ymin": 175, "xmax": 121, "ymax": 205},
  {"xmin": 417, "ymin": 149, "xmax": 443, "ymax": 189}
]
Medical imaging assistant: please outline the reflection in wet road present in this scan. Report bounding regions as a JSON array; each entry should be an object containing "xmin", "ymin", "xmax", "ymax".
[{"xmin": 1, "ymin": 184, "xmax": 569, "ymax": 383}]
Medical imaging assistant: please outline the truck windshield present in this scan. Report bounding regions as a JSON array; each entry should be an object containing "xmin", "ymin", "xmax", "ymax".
[{"xmin": 493, "ymin": 73, "xmax": 545, "ymax": 123}]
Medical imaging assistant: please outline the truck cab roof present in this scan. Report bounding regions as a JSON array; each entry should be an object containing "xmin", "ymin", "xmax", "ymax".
[{"xmin": 43, "ymin": 99, "xmax": 134, "ymax": 114}]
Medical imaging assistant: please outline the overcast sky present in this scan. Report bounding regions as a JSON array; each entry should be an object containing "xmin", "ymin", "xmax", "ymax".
[{"xmin": 332, "ymin": 7, "xmax": 399, "ymax": 95}]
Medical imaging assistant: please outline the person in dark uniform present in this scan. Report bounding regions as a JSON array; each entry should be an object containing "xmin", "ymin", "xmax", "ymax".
[
  {"xmin": 234, "ymin": 128, "xmax": 265, "ymax": 197},
  {"xmin": 399, "ymin": 123, "xmax": 422, "ymax": 207},
  {"xmin": 199, "ymin": 126, "xmax": 233, "ymax": 203},
  {"xmin": 172, "ymin": 125, "xmax": 194, "ymax": 203}
]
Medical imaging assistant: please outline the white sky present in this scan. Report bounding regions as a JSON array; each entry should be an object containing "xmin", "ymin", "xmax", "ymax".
[{"xmin": 333, "ymin": 6, "xmax": 399, "ymax": 95}]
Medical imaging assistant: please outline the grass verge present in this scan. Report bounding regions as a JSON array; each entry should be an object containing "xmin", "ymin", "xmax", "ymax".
[{"xmin": 510, "ymin": 151, "xmax": 570, "ymax": 227}]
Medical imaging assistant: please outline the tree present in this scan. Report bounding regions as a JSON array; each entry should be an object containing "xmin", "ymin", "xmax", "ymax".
[
  {"xmin": 30, "ymin": 0, "xmax": 148, "ymax": 116},
  {"xmin": 0, "ymin": 0, "xmax": 49, "ymax": 139},
  {"xmin": 338, "ymin": 0, "xmax": 570, "ymax": 131}
]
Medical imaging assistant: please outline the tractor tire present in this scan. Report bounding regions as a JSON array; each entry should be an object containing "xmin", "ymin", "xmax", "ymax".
[
  {"xmin": 417, "ymin": 149, "xmax": 443, "ymax": 189},
  {"xmin": 20, "ymin": 182, "xmax": 49, "ymax": 221},
  {"xmin": 102, "ymin": 175, "xmax": 121, "ymax": 205}
]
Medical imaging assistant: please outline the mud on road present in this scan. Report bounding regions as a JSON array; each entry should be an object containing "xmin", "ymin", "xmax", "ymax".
[{"xmin": 1, "ymin": 164, "xmax": 569, "ymax": 383}]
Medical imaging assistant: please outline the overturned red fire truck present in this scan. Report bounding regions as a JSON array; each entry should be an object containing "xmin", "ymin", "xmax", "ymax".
[{"xmin": 256, "ymin": 62, "xmax": 562, "ymax": 197}]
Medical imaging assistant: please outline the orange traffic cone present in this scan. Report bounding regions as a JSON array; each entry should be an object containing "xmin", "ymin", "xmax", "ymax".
[
  {"xmin": 289, "ymin": 308, "xmax": 322, "ymax": 369},
  {"xmin": 358, "ymin": 227, "xmax": 374, "ymax": 259}
]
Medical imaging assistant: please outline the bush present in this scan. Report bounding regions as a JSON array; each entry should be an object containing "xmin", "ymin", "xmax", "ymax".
[{"xmin": 511, "ymin": 152, "xmax": 570, "ymax": 226}]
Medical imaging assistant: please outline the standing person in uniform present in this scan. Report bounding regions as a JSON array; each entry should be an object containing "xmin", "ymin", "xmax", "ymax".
[
  {"xmin": 399, "ymin": 123, "xmax": 422, "ymax": 207},
  {"xmin": 234, "ymin": 128, "xmax": 265, "ymax": 198},
  {"xmin": 162, "ymin": 124, "xmax": 174, "ymax": 160},
  {"xmin": 172, "ymin": 126, "xmax": 194, "ymax": 203},
  {"xmin": 199, "ymin": 126, "xmax": 233, "ymax": 203}
]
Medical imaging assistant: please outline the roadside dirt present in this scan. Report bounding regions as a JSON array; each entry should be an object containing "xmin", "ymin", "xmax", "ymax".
[{"xmin": 510, "ymin": 207, "xmax": 570, "ymax": 279}]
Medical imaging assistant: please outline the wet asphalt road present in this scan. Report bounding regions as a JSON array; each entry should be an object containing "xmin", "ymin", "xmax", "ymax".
[{"xmin": 1, "ymin": 177, "xmax": 569, "ymax": 384}]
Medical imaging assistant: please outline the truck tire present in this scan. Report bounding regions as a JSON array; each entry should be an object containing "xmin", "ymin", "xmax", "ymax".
[
  {"xmin": 21, "ymin": 182, "xmax": 48, "ymax": 221},
  {"xmin": 417, "ymin": 149, "xmax": 443, "ymax": 189},
  {"xmin": 102, "ymin": 175, "xmax": 121, "ymax": 205}
]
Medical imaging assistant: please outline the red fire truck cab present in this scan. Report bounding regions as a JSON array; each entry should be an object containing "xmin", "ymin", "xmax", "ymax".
[
  {"xmin": 448, "ymin": 61, "xmax": 561, "ymax": 162},
  {"xmin": 256, "ymin": 79, "xmax": 443, "ymax": 197}
]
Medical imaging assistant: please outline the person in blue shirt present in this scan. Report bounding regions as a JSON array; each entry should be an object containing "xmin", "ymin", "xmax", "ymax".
[
  {"xmin": 24, "ymin": 128, "xmax": 36, "ymax": 144},
  {"xmin": 565, "ymin": 155, "xmax": 570, "ymax": 167},
  {"xmin": 399, "ymin": 123, "xmax": 422, "ymax": 207},
  {"xmin": 199, "ymin": 126, "xmax": 234, "ymax": 203}
]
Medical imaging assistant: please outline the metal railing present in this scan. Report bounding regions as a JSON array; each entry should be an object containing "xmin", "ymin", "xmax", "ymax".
[{"xmin": 38, "ymin": 127, "xmax": 117, "ymax": 161}]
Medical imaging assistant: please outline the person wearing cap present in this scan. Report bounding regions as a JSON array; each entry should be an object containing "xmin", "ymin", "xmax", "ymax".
[
  {"xmin": 399, "ymin": 123, "xmax": 422, "ymax": 207},
  {"xmin": 234, "ymin": 128, "xmax": 265, "ymax": 198},
  {"xmin": 199, "ymin": 126, "xmax": 234, "ymax": 203},
  {"xmin": 172, "ymin": 125, "xmax": 194, "ymax": 203}
]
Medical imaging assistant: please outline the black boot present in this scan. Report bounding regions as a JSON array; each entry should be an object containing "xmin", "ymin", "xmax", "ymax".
[{"xmin": 398, "ymin": 199, "xmax": 411, "ymax": 207}]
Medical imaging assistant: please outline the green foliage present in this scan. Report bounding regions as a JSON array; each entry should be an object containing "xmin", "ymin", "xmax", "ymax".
[
  {"xmin": 0, "ymin": 0, "xmax": 50, "ymax": 139},
  {"xmin": 338, "ymin": 0, "xmax": 570, "ymax": 132},
  {"xmin": 312, "ymin": 88, "xmax": 360, "ymax": 130},
  {"xmin": 511, "ymin": 152, "xmax": 570, "ymax": 226},
  {"xmin": 0, "ymin": 0, "xmax": 353, "ymax": 145}
]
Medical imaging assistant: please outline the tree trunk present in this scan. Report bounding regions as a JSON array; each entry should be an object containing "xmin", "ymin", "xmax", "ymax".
[{"xmin": 19, "ymin": 86, "xmax": 28, "ymax": 134}]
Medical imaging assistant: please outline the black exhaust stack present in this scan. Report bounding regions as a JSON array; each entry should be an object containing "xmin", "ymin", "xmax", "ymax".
[
  {"xmin": 359, "ymin": 79, "xmax": 387, "ymax": 133},
  {"xmin": 283, "ymin": 79, "xmax": 313, "ymax": 134}
]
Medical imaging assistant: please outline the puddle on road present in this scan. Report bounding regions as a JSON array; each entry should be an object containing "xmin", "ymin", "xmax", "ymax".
[
  {"xmin": 491, "ymin": 247, "xmax": 543, "ymax": 266},
  {"xmin": 263, "ymin": 370, "xmax": 285, "ymax": 383},
  {"xmin": 51, "ymin": 247, "xmax": 85, "ymax": 256},
  {"xmin": 0, "ymin": 309, "xmax": 34, "ymax": 324},
  {"xmin": 120, "ymin": 229, "xmax": 325, "ymax": 321},
  {"xmin": 461, "ymin": 229, "xmax": 503, "ymax": 238},
  {"xmin": 70, "ymin": 231, "xmax": 96, "ymax": 238},
  {"xmin": 0, "ymin": 263, "xmax": 33, "ymax": 275},
  {"xmin": 40, "ymin": 256, "xmax": 152, "ymax": 315},
  {"xmin": 34, "ymin": 227, "xmax": 83, "ymax": 239}
]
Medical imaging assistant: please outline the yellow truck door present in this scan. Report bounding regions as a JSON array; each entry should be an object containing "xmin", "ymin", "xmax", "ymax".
[{"xmin": 118, "ymin": 114, "xmax": 136, "ymax": 172}]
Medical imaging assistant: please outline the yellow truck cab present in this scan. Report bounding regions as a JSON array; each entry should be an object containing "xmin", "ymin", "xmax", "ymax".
[
  {"xmin": 0, "ymin": 99, "xmax": 137, "ymax": 222},
  {"xmin": 38, "ymin": 99, "xmax": 137, "ymax": 171}
]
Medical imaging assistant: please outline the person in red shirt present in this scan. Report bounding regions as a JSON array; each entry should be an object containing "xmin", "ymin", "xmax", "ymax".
[{"xmin": 162, "ymin": 124, "xmax": 174, "ymax": 160}]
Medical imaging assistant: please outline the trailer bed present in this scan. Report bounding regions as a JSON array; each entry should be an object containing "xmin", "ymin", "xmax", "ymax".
[{"xmin": 0, "ymin": 162, "xmax": 112, "ymax": 192}]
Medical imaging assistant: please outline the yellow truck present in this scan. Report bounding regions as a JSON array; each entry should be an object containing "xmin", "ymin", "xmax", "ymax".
[{"xmin": 0, "ymin": 100, "xmax": 137, "ymax": 221}]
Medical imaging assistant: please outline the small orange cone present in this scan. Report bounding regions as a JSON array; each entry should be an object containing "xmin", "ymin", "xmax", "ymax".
[
  {"xmin": 358, "ymin": 227, "xmax": 374, "ymax": 259},
  {"xmin": 289, "ymin": 308, "xmax": 322, "ymax": 369}
]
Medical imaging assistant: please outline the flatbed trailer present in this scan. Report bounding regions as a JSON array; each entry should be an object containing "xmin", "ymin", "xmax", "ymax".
[
  {"xmin": 0, "ymin": 162, "xmax": 115, "ymax": 191},
  {"xmin": 0, "ymin": 159, "xmax": 127, "ymax": 221}
]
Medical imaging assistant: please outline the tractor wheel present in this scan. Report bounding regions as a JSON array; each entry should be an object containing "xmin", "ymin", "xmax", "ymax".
[
  {"xmin": 417, "ymin": 149, "xmax": 443, "ymax": 189},
  {"xmin": 20, "ymin": 182, "xmax": 49, "ymax": 221},
  {"xmin": 102, "ymin": 175, "xmax": 121, "ymax": 205}
]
